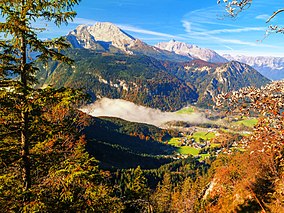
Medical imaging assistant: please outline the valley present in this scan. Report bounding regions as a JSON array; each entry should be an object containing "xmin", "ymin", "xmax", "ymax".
[
  {"xmin": 81, "ymin": 97, "xmax": 258, "ymax": 169},
  {"xmin": 34, "ymin": 22, "xmax": 271, "ymax": 171}
]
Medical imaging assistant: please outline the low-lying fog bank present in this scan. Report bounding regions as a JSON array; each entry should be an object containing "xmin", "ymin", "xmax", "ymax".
[{"xmin": 80, "ymin": 98, "xmax": 210, "ymax": 127}]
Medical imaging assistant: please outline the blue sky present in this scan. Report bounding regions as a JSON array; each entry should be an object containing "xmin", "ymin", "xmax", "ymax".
[{"xmin": 17, "ymin": 1, "xmax": 284, "ymax": 56}]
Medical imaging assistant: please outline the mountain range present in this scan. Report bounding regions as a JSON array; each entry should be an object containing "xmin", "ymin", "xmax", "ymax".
[
  {"xmin": 36, "ymin": 49, "xmax": 198, "ymax": 111},
  {"xmin": 67, "ymin": 22, "xmax": 190, "ymax": 62},
  {"xmin": 223, "ymin": 54, "xmax": 284, "ymax": 80},
  {"xmin": 156, "ymin": 40, "xmax": 228, "ymax": 63},
  {"xmin": 155, "ymin": 41, "xmax": 284, "ymax": 81},
  {"xmin": 66, "ymin": 22, "xmax": 284, "ymax": 80},
  {"xmin": 36, "ymin": 22, "xmax": 271, "ymax": 110}
]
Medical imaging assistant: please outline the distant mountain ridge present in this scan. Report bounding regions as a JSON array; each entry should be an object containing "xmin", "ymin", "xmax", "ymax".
[
  {"xmin": 223, "ymin": 54, "xmax": 284, "ymax": 80},
  {"xmin": 156, "ymin": 40, "xmax": 228, "ymax": 63},
  {"xmin": 67, "ymin": 22, "xmax": 191, "ymax": 62}
]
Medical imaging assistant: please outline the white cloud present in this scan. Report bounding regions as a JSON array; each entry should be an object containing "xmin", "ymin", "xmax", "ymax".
[
  {"xmin": 138, "ymin": 37, "xmax": 184, "ymax": 41},
  {"xmin": 203, "ymin": 33, "xmax": 277, "ymax": 48},
  {"xmin": 81, "ymin": 98, "xmax": 210, "ymax": 127},
  {"xmin": 255, "ymin": 14, "xmax": 270, "ymax": 21},
  {"xmin": 184, "ymin": 7, "xmax": 241, "ymax": 28},
  {"xmin": 182, "ymin": 21, "xmax": 191, "ymax": 33},
  {"xmin": 206, "ymin": 27, "xmax": 266, "ymax": 34},
  {"xmin": 180, "ymin": 23, "xmax": 276, "ymax": 48},
  {"xmin": 181, "ymin": 6, "xmax": 280, "ymax": 50},
  {"xmin": 182, "ymin": 21, "xmax": 265, "ymax": 36},
  {"xmin": 214, "ymin": 37, "xmax": 275, "ymax": 47},
  {"xmin": 223, "ymin": 45, "xmax": 234, "ymax": 50},
  {"xmin": 217, "ymin": 49, "xmax": 284, "ymax": 57},
  {"xmin": 117, "ymin": 24, "xmax": 183, "ymax": 39}
]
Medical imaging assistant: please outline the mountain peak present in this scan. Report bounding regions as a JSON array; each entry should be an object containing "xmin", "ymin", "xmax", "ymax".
[
  {"xmin": 156, "ymin": 40, "xmax": 228, "ymax": 63},
  {"xmin": 67, "ymin": 22, "xmax": 136, "ymax": 53},
  {"xmin": 94, "ymin": 21, "xmax": 119, "ymax": 29},
  {"xmin": 89, "ymin": 22, "xmax": 135, "ymax": 41}
]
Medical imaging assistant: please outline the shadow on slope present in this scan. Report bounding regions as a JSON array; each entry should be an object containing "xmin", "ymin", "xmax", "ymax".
[{"xmin": 83, "ymin": 116, "xmax": 176, "ymax": 169}]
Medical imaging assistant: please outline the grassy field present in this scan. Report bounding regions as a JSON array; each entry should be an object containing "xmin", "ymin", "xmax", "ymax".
[
  {"xmin": 177, "ymin": 146, "xmax": 199, "ymax": 155},
  {"xmin": 168, "ymin": 131, "xmax": 217, "ymax": 154},
  {"xmin": 168, "ymin": 130, "xmax": 217, "ymax": 158},
  {"xmin": 234, "ymin": 118, "xmax": 258, "ymax": 128},
  {"xmin": 168, "ymin": 137, "xmax": 181, "ymax": 146},
  {"xmin": 190, "ymin": 131, "xmax": 216, "ymax": 142},
  {"xmin": 176, "ymin": 107, "xmax": 194, "ymax": 114},
  {"xmin": 200, "ymin": 153, "xmax": 210, "ymax": 161},
  {"xmin": 168, "ymin": 138, "xmax": 200, "ymax": 155},
  {"xmin": 168, "ymin": 132, "xmax": 216, "ymax": 148}
]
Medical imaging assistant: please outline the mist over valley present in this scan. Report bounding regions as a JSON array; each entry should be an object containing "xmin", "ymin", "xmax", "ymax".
[{"xmin": 80, "ymin": 98, "xmax": 210, "ymax": 127}]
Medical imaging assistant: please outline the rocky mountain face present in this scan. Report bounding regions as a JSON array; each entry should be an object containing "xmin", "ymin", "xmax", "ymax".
[
  {"xmin": 164, "ymin": 60, "xmax": 271, "ymax": 107},
  {"xmin": 66, "ymin": 22, "xmax": 191, "ymax": 62},
  {"xmin": 67, "ymin": 23, "xmax": 135, "ymax": 53},
  {"xmin": 223, "ymin": 54, "xmax": 284, "ymax": 80},
  {"xmin": 156, "ymin": 40, "xmax": 228, "ymax": 63}
]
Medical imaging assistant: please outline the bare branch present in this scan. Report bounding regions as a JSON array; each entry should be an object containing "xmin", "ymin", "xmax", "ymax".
[{"xmin": 267, "ymin": 8, "xmax": 284, "ymax": 23}]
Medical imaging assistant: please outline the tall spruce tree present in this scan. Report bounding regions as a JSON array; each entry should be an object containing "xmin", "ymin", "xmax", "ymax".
[
  {"xmin": 0, "ymin": 0, "xmax": 80, "ymax": 193},
  {"xmin": 0, "ymin": 1, "xmax": 125, "ymax": 211}
]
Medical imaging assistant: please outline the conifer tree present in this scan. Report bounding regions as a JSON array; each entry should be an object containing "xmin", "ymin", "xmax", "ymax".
[
  {"xmin": 0, "ymin": 0, "xmax": 81, "ymax": 194},
  {"xmin": 0, "ymin": 1, "xmax": 90, "ymax": 209},
  {"xmin": 0, "ymin": 2, "xmax": 126, "ymax": 211},
  {"xmin": 151, "ymin": 173, "xmax": 172, "ymax": 213}
]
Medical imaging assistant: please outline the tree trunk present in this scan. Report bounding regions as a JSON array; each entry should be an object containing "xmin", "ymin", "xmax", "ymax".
[
  {"xmin": 20, "ymin": 1, "xmax": 31, "ymax": 192},
  {"xmin": 20, "ymin": 36, "xmax": 31, "ymax": 194},
  {"xmin": 21, "ymin": 111, "xmax": 31, "ymax": 191}
]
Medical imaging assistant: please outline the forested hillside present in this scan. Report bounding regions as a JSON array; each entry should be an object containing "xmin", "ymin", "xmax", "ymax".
[
  {"xmin": 36, "ymin": 48, "xmax": 270, "ymax": 110},
  {"xmin": 36, "ymin": 49, "xmax": 198, "ymax": 111},
  {"xmin": 164, "ymin": 60, "xmax": 270, "ymax": 107},
  {"xmin": 83, "ymin": 116, "xmax": 175, "ymax": 169}
]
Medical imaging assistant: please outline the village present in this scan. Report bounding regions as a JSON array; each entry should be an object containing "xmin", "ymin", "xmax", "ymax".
[{"xmin": 167, "ymin": 123, "xmax": 252, "ymax": 160}]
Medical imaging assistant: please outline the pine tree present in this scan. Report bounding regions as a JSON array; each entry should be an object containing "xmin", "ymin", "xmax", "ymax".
[
  {"xmin": 1, "ymin": 2, "xmax": 125, "ymax": 211},
  {"xmin": 115, "ymin": 166, "xmax": 151, "ymax": 212},
  {"xmin": 151, "ymin": 173, "xmax": 172, "ymax": 213},
  {"xmin": 0, "ymin": 0, "xmax": 80, "ymax": 195}
]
